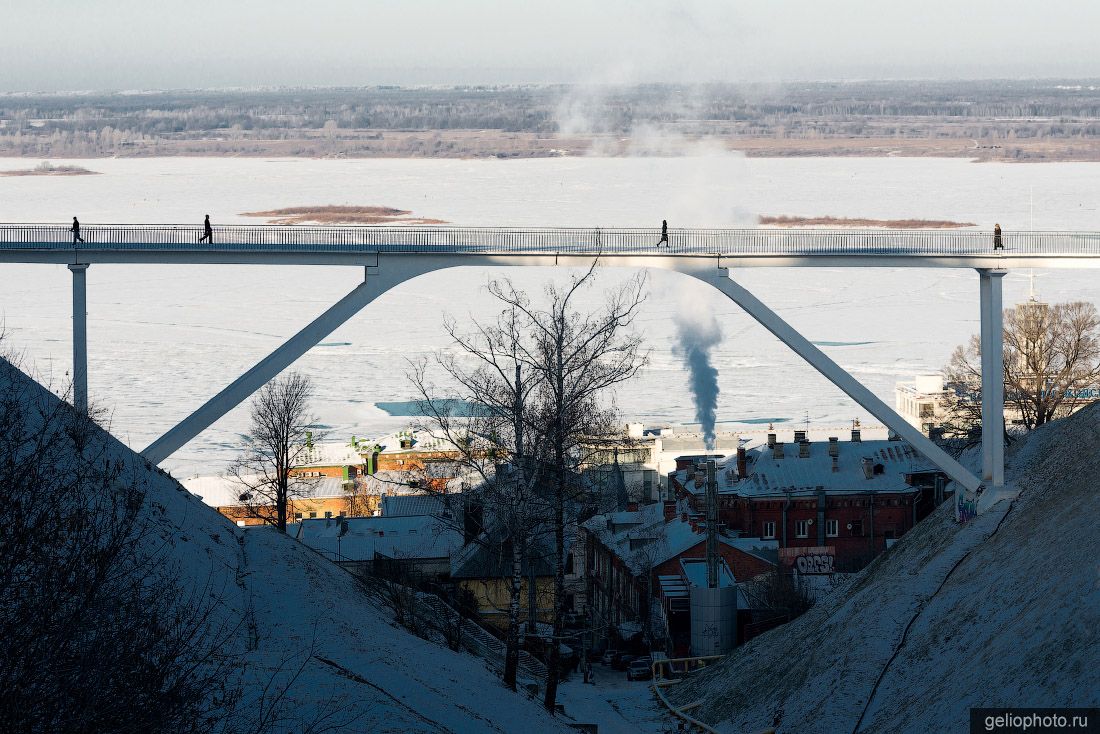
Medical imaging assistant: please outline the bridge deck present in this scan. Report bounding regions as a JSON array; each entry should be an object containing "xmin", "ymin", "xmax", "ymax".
[{"xmin": 3, "ymin": 224, "xmax": 1100, "ymax": 267}]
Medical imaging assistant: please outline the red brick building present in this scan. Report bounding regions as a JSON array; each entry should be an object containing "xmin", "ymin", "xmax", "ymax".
[
  {"xmin": 580, "ymin": 501, "xmax": 776, "ymax": 650},
  {"xmin": 670, "ymin": 432, "xmax": 946, "ymax": 571}
]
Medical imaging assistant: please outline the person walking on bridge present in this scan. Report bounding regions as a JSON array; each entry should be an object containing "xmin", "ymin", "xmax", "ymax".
[
  {"xmin": 70, "ymin": 216, "xmax": 84, "ymax": 244},
  {"xmin": 993, "ymin": 223, "xmax": 1003, "ymax": 250},
  {"xmin": 198, "ymin": 214, "xmax": 213, "ymax": 244},
  {"xmin": 657, "ymin": 219, "xmax": 669, "ymax": 248}
]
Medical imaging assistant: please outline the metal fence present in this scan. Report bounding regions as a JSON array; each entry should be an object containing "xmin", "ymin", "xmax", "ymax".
[{"xmin": 4, "ymin": 223, "xmax": 1100, "ymax": 256}]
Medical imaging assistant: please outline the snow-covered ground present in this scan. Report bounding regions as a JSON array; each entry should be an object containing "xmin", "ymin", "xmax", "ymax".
[
  {"xmin": 666, "ymin": 406, "xmax": 1100, "ymax": 733},
  {"xmin": 558, "ymin": 670, "xmax": 671, "ymax": 733},
  {"xmin": 2, "ymin": 156, "xmax": 1100, "ymax": 477}
]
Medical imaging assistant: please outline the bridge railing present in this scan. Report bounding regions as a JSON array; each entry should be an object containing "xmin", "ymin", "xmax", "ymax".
[{"xmin": 3, "ymin": 223, "xmax": 1100, "ymax": 255}]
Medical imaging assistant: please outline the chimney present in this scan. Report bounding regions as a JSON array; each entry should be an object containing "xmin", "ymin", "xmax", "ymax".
[
  {"xmin": 794, "ymin": 430, "xmax": 807, "ymax": 443},
  {"xmin": 767, "ymin": 432, "xmax": 777, "ymax": 448},
  {"xmin": 681, "ymin": 510, "xmax": 689, "ymax": 523},
  {"xmin": 832, "ymin": 456, "xmax": 839, "ymax": 473},
  {"xmin": 626, "ymin": 501, "xmax": 639, "ymax": 513},
  {"xmin": 664, "ymin": 500, "xmax": 677, "ymax": 522},
  {"xmin": 799, "ymin": 441, "xmax": 810, "ymax": 458},
  {"xmin": 736, "ymin": 446, "xmax": 747, "ymax": 476},
  {"xmin": 861, "ymin": 457, "xmax": 874, "ymax": 480},
  {"xmin": 851, "ymin": 429, "xmax": 862, "ymax": 443},
  {"xmin": 689, "ymin": 517, "xmax": 699, "ymax": 533},
  {"xmin": 694, "ymin": 462, "xmax": 707, "ymax": 489},
  {"xmin": 828, "ymin": 436, "xmax": 839, "ymax": 457},
  {"xmin": 773, "ymin": 442, "xmax": 784, "ymax": 459}
]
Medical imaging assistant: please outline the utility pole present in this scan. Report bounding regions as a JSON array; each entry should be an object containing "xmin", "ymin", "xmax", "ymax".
[{"xmin": 705, "ymin": 460, "xmax": 719, "ymax": 589}]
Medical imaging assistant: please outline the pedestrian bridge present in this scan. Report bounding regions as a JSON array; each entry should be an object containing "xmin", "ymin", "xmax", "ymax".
[
  {"xmin": 5, "ymin": 223, "xmax": 1093, "ymax": 516},
  {"xmin": 3, "ymin": 223, "xmax": 1100, "ymax": 268}
]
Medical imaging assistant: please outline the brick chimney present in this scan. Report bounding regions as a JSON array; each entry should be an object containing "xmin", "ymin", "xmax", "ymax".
[
  {"xmin": 681, "ymin": 510, "xmax": 689, "ymax": 523},
  {"xmin": 852, "ymin": 428, "xmax": 862, "ymax": 443},
  {"xmin": 794, "ymin": 430, "xmax": 807, "ymax": 443},
  {"xmin": 773, "ymin": 442, "xmax": 784, "ymax": 459},
  {"xmin": 767, "ymin": 432, "xmax": 777, "ymax": 448},
  {"xmin": 626, "ymin": 501, "xmax": 639, "ymax": 512},
  {"xmin": 799, "ymin": 441, "xmax": 810, "ymax": 458},
  {"xmin": 736, "ymin": 445, "xmax": 747, "ymax": 476},
  {"xmin": 828, "ymin": 436, "xmax": 839, "ymax": 457},
  {"xmin": 664, "ymin": 500, "xmax": 677, "ymax": 522}
]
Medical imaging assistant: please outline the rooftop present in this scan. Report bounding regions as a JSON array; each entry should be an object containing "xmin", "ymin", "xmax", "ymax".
[
  {"xmin": 182, "ymin": 474, "xmax": 348, "ymax": 508},
  {"xmin": 583, "ymin": 501, "xmax": 778, "ymax": 575},
  {"xmin": 679, "ymin": 438, "xmax": 935, "ymax": 498},
  {"xmin": 297, "ymin": 515, "xmax": 464, "ymax": 562}
]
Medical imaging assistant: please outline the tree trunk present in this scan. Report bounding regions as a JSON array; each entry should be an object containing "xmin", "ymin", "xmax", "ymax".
[
  {"xmin": 543, "ymin": 488, "xmax": 565, "ymax": 713},
  {"xmin": 503, "ymin": 538, "xmax": 522, "ymax": 690}
]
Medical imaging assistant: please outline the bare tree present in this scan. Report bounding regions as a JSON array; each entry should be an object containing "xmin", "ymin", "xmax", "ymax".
[
  {"xmin": 481, "ymin": 263, "xmax": 647, "ymax": 711},
  {"xmin": 942, "ymin": 299, "xmax": 1100, "ymax": 436},
  {"xmin": 229, "ymin": 372, "xmax": 318, "ymax": 532},
  {"xmin": 410, "ymin": 300, "xmax": 553, "ymax": 691},
  {"xmin": 411, "ymin": 263, "xmax": 646, "ymax": 706}
]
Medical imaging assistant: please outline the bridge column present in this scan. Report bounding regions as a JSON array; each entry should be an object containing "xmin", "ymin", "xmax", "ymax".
[
  {"xmin": 707, "ymin": 268, "xmax": 982, "ymax": 494},
  {"xmin": 68, "ymin": 263, "xmax": 89, "ymax": 414},
  {"xmin": 979, "ymin": 269, "xmax": 1007, "ymax": 488},
  {"xmin": 142, "ymin": 268, "xmax": 399, "ymax": 464}
]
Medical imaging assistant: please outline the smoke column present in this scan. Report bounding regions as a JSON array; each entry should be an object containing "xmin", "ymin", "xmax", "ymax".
[{"xmin": 674, "ymin": 306, "xmax": 722, "ymax": 450}]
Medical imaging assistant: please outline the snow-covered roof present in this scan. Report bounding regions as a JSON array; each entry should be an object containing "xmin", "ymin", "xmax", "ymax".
[
  {"xmin": 296, "ymin": 441, "xmax": 363, "ymax": 468},
  {"xmin": 381, "ymin": 493, "xmax": 463, "ymax": 519},
  {"xmin": 679, "ymin": 439, "xmax": 935, "ymax": 498},
  {"xmin": 297, "ymin": 515, "xmax": 464, "ymax": 561},
  {"xmin": 583, "ymin": 501, "xmax": 778, "ymax": 575},
  {"xmin": 182, "ymin": 474, "xmax": 348, "ymax": 508},
  {"xmin": 295, "ymin": 429, "xmax": 465, "ymax": 469}
]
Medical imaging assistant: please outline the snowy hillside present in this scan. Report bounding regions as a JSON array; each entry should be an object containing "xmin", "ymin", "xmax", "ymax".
[
  {"xmin": 0, "ymin": 359, "xmax": 573, "ymax": 734},
  {"xmin": 668, "ymin": 406, "xmax": 1100, "ymax": 734}
]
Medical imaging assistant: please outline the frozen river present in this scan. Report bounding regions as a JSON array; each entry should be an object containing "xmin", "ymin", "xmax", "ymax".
[{"xmin": 2, "ymin": 155, "xmax": 1099, "ymax": 476}]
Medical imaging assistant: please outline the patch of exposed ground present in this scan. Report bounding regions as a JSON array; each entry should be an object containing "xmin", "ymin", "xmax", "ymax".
[
  {"xmin": 759, "ymin": 215, "xmax": 976, "ymax": 228},
  {"xmin": 0, "ymin": 162, "xmax": 100, "ymax": 176},
  {"xmin": 240, "ymin": 205, "xmax": 447, "ymax": 225}
]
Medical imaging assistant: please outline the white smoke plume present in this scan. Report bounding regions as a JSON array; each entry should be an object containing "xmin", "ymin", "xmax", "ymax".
[{"xmin": 674, "ymin": 303, "xmax": 722, "ymax": 450}]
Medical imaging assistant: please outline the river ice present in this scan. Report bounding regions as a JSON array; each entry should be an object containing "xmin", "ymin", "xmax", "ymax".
[{"xmin": 2, "ymin": 155, "xmax": 1099, "ymax": 476}]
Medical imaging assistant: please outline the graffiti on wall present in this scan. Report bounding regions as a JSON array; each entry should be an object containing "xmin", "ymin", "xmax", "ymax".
[{"xmin": 778, "ymin": 545, "xmax": 836, "ymax": 575}]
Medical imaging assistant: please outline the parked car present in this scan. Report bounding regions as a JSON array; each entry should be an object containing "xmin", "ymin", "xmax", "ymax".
[
  {"xmin": 626, "ymin": 659, "xmax": 653, "ymax": 681},
  {"xmin": 600, "ymin": 649, "xmax": 620, "ymax": 666},
  {"xmin": 611, "ymin": 653, "xmax": 636, "ymax": 671}
]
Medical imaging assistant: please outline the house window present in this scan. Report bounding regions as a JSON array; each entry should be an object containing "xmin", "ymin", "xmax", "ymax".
[
  {"xmin": 762, "ymin": 521, "xmax": 776, "ymax": 539},
  {"xmin": 324, "ymin": 511, "xmax": 332, "ymax": 519},
  {"xmin": 309, "ymin": 512, "xmax": 317, "ymax": 519},
  {"xmin": 295, "ymin": 512, "xmax": 303, "ymax": 520},
  {"xmin": 826, "ymin": 519, "xmax": 839, "ymax": 537},
  {"xmin": 795, "ymin": 520, "xmax": 809, "ymax": 538}
]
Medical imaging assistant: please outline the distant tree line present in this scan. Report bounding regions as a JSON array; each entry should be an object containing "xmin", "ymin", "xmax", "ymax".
[{"xmin": 5, "ymin": 80, "xmax": 1100, "ymax": 157}]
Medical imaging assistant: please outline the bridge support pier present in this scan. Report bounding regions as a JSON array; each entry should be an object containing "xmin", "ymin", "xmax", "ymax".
[
  {"xmin": 979, "ymin": 269, "xmax": 1007, "ymax": 488},
  {"xmin": 142, "ymin": 267, "xmax": 394, "ymax": 465},
  {"xmin": 708, "ymin": 268, "xmax": 982, "ymax": 495},
  {"xmin": 68, "ymin": 263, "xmax": 89, "ymax": 415}
]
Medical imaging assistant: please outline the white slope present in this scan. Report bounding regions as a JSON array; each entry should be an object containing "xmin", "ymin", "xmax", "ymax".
[
  {"xmin": 668, "ymin": 407, "xmax": 1100, "ymax": 734},
  {"xmin": 2, "ymin": 359, "xmax": 573, "ymax": 734}
]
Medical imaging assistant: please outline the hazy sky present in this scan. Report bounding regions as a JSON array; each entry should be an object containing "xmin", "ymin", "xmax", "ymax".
[{"xmin": 3, "ymin": 0, "xmax": 1099, "ymax": 92}]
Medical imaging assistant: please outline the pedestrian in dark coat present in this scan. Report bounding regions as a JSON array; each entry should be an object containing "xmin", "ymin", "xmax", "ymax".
[
  {"xmin": 993, "ymin": 223, "xmax": 1003, "ymax": 250},
  {"xmin": 70, "ymin": 217, "xmax": 84, "ymax": 243},
  {"xmin": 657, "ymin": 219, "xmax": 669, "ymax": 248},
  {"xmin": 199, "ymin": 214, "xmax": 213, "ymax": 244}
]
